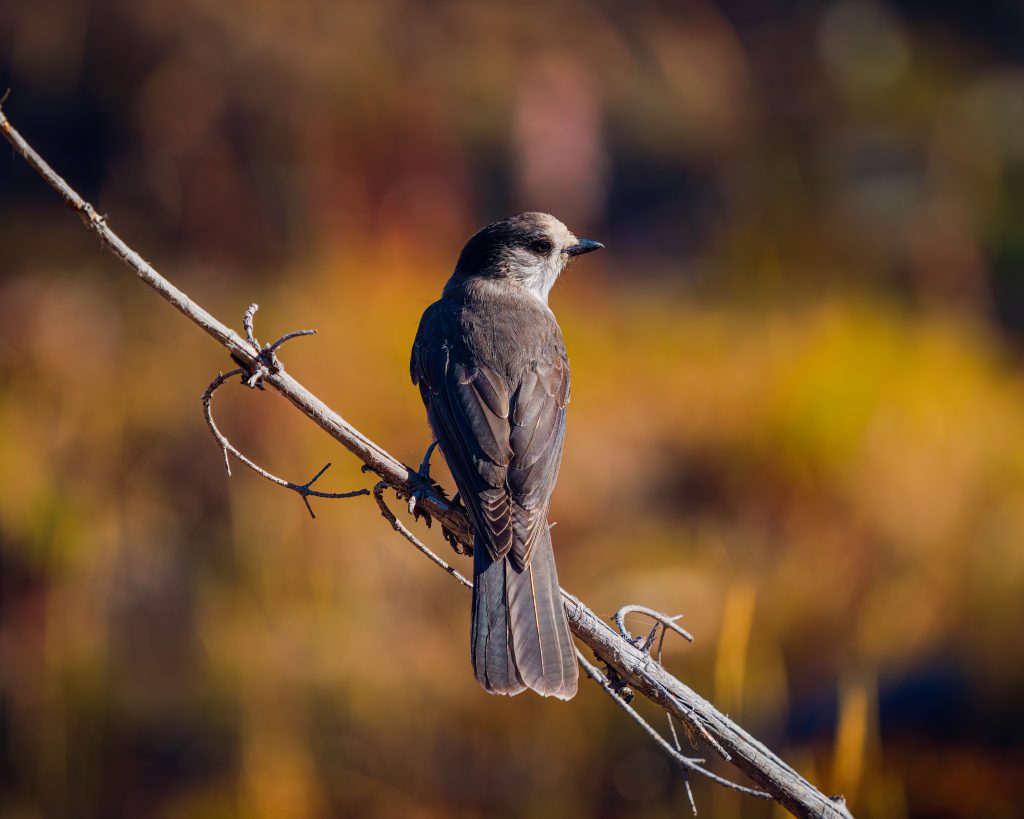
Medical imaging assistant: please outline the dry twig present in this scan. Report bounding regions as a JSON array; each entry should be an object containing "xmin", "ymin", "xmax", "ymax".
[
  {"xmin": 615, "ymin": 604, "xmax": 695, "ymax": 647},
  {"xmin": 201, "ymin": 367, "xmax": 369, "ymax": 517},
  {"xmin": 0, "ymin": 101, "xmax": 853, "ymax": 819},
  {"xmin": 372, "ymin": 481, "xmax": 472, "ymax": 589}
]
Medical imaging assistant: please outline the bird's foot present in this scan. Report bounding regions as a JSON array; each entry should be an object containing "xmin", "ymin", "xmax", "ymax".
[
  {"xmin": 441, "ymin": 492, "xmax": 473, "ymax": 556},
  {"xmin": 406, "ymin": 443, "xmax": 473, "ymax": 556}
]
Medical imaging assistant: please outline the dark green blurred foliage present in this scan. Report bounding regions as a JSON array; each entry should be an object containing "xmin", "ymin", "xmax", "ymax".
[{"xmin": 2, "ymin": 2, "xmax": 1023, "ymax": 817}]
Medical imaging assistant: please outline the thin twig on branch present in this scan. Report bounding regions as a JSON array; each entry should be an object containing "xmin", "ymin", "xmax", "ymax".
[
  {"xmin": 574, "ymin": 650, "xmax": 770, "ymax": 801},
  {"xmin": 201, "ymin": 367, "xmax": 369, "ymax": 518},
  {"xmin": 0, "ymin": 101, "xmax": 853, "ymax": 819},
  {"xmin": 615, "ymin": 604, "xmax": 696, "ymax": 647}
]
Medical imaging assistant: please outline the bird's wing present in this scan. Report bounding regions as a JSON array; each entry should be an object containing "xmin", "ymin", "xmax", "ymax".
[
  {"xmin": 506, "ymin": 351, "xmax": 569, "ymax": 568},
  {"xmin": 412, "ymin": 331, "xmax": 568, "ymax": 569}
]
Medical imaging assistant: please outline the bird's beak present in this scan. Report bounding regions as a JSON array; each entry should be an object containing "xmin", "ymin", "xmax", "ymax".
[{"xmin": 566, "ymin": 238, "xmax": 604, "ymax": 257}]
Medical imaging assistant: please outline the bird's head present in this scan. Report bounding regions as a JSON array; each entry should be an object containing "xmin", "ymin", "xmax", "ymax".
[{"xmin": 448, "ymin": 212, "xmax": 602, "ymax": 303}]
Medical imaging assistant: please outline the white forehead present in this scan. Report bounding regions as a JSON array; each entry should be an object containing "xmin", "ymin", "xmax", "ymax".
[{"xmin": 524, "ymin": 211, "xmax": 577, "ymax": 246}]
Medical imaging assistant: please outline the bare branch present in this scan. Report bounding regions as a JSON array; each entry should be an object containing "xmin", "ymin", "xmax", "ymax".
[
  {"xmin": 201, "ymin": 367, "xmax": 369, "ymax": 518},
  {"xmin": 1, "ymin": 104, "xmax": 853, "ymax": 819},
  {"xmin": 655, "ymin": 621, "xmax": 698, "ymax": 810}
]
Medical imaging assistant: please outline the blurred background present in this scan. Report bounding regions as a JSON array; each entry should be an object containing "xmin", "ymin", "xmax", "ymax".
[{"xmin": 1, "ymin": 1, "xmax": 1023, "ymax": 817}]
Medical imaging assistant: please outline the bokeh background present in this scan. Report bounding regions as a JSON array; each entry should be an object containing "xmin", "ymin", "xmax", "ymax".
[{"xmin": 2, "ymin": 1, "xmax": 1023, "ymax": 817}]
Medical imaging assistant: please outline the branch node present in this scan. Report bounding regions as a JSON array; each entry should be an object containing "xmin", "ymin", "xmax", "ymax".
[{"xmin": 233, "ymin": 304, "xmax": 317, "ymax": 389}]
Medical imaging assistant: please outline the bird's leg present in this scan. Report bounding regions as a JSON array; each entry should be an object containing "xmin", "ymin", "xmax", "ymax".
[
  {"xmin": 418, "ymin": 439, "xmax": 440, "ymax": 479},
  {"xmin": 406, "ymin": 440, "xmax": 443, "ymax": 525}
]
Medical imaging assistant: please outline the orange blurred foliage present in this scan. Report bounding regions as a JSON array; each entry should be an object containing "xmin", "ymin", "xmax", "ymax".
[{"xmin": 2, "ymin": 1, "xmax": 1024, "ymax": 817}]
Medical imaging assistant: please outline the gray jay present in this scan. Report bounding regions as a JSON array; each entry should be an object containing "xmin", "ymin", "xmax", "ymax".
[{"xmin": 411, "ymin": 212, "xmax": 602, "ymax": 699}]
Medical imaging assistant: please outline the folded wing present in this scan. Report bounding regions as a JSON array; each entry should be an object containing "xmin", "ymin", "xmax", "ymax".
[{"xmin": 411, "ymin": 338, "xmax": 569, "ymax": 570}]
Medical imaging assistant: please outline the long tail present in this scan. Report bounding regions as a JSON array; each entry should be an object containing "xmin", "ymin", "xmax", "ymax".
[{"xmin": 471, "ymin": 528, "xmax": 578, "ymax": 700}]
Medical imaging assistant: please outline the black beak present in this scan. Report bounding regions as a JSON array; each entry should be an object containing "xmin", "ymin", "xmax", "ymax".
[{"xmin": 566, "ymin": 238, "xmax": 604, "ymax": 257}]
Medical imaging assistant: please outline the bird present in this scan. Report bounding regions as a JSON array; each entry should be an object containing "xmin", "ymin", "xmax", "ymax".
[{"xmin": 410, "ymin": 212, "xmax": 603, "ymax": 699}]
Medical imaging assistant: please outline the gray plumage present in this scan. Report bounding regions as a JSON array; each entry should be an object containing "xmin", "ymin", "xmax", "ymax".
[{"xmin": 410, "ymin": 212, "xmax": 602, "ymax": 699}]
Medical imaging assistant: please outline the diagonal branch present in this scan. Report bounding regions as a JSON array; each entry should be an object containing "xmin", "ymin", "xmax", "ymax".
[{"xmin": 1, "ymin": 102, "xmax": 853, "ymax": 819}]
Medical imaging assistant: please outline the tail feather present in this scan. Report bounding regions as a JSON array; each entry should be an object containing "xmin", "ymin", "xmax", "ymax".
[
  {"xmin": 472, "ymin": 530, "xmax": 578, "ymax": 700},
  {"xmin": 471, "ymin": 540, "xmax": 525, "ymax": 696},
  {"xmin": 505, "ymin": 529, "xmax": 578, "ymax": 700}
]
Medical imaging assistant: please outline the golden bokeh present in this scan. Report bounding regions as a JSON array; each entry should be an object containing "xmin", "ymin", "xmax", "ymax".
[{"xmin": 2, "ymin": 1, "xmax": 1023, "ymax": 817}]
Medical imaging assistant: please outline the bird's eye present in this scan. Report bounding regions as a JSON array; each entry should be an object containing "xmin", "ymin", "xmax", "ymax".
[{"xmin": 530, "ymin": 239, "xmax": 553, "ymax": 254}]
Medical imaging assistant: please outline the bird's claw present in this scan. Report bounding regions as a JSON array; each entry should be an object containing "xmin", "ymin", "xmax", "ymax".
[
  {"xmin": 406, "ymin": 482, "xmax": 436, "ymax": 528},
  {"xmin": 443, "ymin": 525, "xmax": 472, "ymax": 556},
  {"xmin": 603, "ymin": 661, "xmax": 635, "ymax": 703},
  {"xmin": 441, "ymin": 492, "xmax": 472, "ymax": 555}
]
